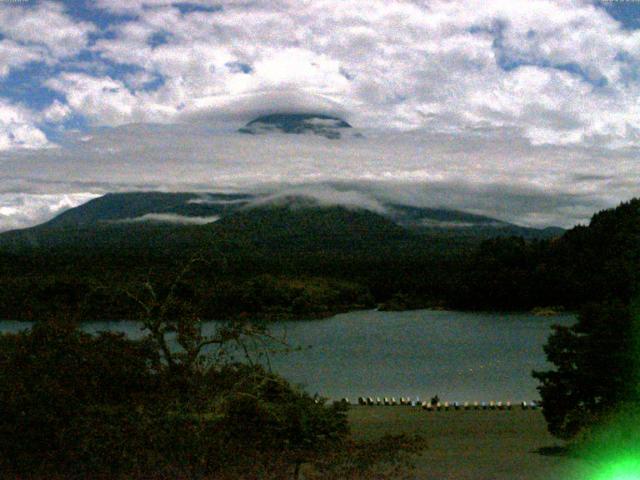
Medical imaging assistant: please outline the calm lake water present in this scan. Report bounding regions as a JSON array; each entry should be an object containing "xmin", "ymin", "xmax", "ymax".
[{"xmin": 0, "ymin": 309, "xmax": 575, "ymax": 403}]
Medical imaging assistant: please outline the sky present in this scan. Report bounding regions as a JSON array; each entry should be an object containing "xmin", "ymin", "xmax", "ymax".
[{"xmin": 1, "ymin": 0, "xmax": 640, "ymax": 231}]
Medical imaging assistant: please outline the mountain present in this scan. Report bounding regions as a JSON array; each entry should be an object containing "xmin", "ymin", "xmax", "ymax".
[
  {"xmin": 211, "ymin": 203, "xmax": 409, "ymax": 252},
  {"xmin": 0, "ymin": 191, "xmax": 564, "ymax": 253},
  {"xmin": 0, "ymin": 193, "xmax": 634, "ymax": 322},
  {"xmin": 238, "ymin": 113, "xmax": 356, "ymax": 139},
  {"xmin": 40, "ymin": 192, "xmax": 251, "ymax": 228},
  {"xmin": 386, "ymin": 204, "xmax": 564, "ymax": 239}
]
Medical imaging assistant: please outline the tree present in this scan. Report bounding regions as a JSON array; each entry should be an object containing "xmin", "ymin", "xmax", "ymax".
[
  {"xmin": 123, "ymin": 257, "xmax": 291, "ymax": 399},
  {"xmin": 0, "ymin": 256, "xmax": 351, "ymax": 478},
  {"xmin": 0, "ymin": 319, "xmax": 162, "ymax": 474},
  {"xmin": 532, "ymin": 299, "xmax": 640, "ymax": 439},
  {"xmin": 124, "ymin": 256, "xmax": 351, "ymax": 472}
]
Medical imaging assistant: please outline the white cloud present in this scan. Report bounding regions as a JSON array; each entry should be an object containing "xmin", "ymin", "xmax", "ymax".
[
  {"xmin": 1, "ymin": 123, "xmax": 636, "ymax": 230},
  {"xmin": 188, "ymin": 195, "xmax": 248, "ymax": 205},
  {"xmin": 46, "ymin": 74, "xmax": 138, "ymax": 126},
  {"xmin": 0, "ymin": 39, "xmax": 44, "ymax": 78},
  {"xmin": 95, "ymin": 0, "xmax": 187, "ymax": 15},
  {"xmin": 0, "ymin": 1, "xmax": 96, "ymax": 59},
  {"xmin": 0, "ymin": 192, "xmax": 100, "ymax": 231},
  {"xmin": 0, "ymin": 0, "xmax": 638, "ymax": 148},
  {"xmin": 247, "ymin": 186, "xmax": 388, "ymax": 214},
  {"xmin": 61, "ymin": 0, "xmax": 638, "ymax": 149},
  {"xmin": 116, "ymin": 213, "xmax": 220, "ymax": 224},
  {"xmin": 42, "ymin": 100, "xmax": 72, "ymax": 123},
  {"xmin": 0, "ymin": 100, "xmax": 50, "ymax": 150},
  {"xmin": 181, "ymin": 89, "xmax": 350, "ymax": 127},
  {"xmin": 45, "ymin": 73, "xmax": 175, "ymax": 126},
  {"xmin": 0, "ymin": 2, "xmax": 98, "ymax": 149}
]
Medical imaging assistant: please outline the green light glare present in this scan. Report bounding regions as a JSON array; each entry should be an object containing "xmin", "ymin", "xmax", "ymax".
[
  {"xmin": 576, "ymin": 402, "xmax": 640, "ymax": 480},
  {"xmin": 591, "ymin": 455, "xmax": 640, "ymax": 480},
  {"xmin": 568, "ymin": 297, "xmax": 640, "ymax": 480}
]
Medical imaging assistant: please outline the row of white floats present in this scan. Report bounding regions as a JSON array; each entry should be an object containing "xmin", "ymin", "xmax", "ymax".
[{"xmin": 343, "ymin": 397, "xmax": 540, "ymax": 410}]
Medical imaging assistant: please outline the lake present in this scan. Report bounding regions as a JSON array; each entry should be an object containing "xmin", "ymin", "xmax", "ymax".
[{"xmin": 0, "ymin": 309, "xmax": 575, "ymax": 403}]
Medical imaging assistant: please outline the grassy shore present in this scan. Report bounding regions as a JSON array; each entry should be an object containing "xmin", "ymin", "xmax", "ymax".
[{"xmin": 348, "ymin": 406, "xmax": 597, "ymax": 480}]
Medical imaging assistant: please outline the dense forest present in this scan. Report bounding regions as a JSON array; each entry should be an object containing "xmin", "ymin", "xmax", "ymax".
[{"xmin": 0, "ymin": 196, "xmax": 638, "ymax": 321}]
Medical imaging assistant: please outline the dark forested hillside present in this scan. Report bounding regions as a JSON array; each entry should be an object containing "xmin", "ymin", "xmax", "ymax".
[
  {"xmin": 0, "ymin": 193, "xmax": 636, "ymax": 321},
  {"xmin": 451, "ymin": 198, "xmax": 640, "ymax": 310}
]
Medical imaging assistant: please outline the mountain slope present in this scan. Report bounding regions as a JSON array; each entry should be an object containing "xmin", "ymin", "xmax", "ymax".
[
  {"xmin": 43, "ymin": 192, "xmax": 251, "ymax": 228},
  {"xmin": 0, "ymin": 191, "xmax": 564, "ymax": 253},
  {"xmin": 212, "ymin": 204, "xmax": 409, "ymax": 251},
  {"xmin": 238, "ymin": 113, "xmax": 354, "ymax": 139}
]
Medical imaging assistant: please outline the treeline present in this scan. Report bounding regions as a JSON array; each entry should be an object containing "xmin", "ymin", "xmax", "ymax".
[
  {"xmin": 452, "ymin": 198, "xmax": 640, "ymax": 310},
  {"xmin": 0, "ymin": 198, "xmax": 638, "ymax": 320}
]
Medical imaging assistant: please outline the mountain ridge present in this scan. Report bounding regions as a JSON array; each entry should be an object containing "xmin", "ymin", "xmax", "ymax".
[
  {"xmin": 238, "ymin": 113, "xmax": 356, "ymax": 139},
  {"xmin": 0, "ymin": 191, "xmax": 563, "ymax": 239}
]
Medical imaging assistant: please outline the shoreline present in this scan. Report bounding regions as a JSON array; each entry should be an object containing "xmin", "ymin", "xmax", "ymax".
[{"xmin": 0, "ymin": 305, "xmax": 576, "ymax": 323}]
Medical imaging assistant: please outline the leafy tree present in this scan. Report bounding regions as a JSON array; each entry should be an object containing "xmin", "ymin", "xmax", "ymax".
[
  {"xmin": 533, "ymin": 300, "xmax": 640, "ymax": 439},
  {"xmin": 0, "ymin": 257, "xmax": 352, "ymax": 478},
  {"xmin": 0, "ymin": 319, "xmax": 162, "ymax": 474}
]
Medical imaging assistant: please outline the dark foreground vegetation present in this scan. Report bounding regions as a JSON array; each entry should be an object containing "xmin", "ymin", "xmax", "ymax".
[
  {"xmin": 531, "ymin": 200, "xmax": 640, "ymax": 460},
  {"xmin": 1, "ymin": 198, "xmax": 639, "ymax": 321},
  {"xmin": 532, "ymin": 298, "xmax": 640, "ymax": 476},
  {"xmin": 0, "ymin": 282, "xmax": 427, "ymax": 478}
]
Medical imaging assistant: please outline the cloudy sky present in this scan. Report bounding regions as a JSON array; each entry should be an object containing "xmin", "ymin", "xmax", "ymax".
[{"xmin": 1, "ymin": 0, "xmax": 640, "ymax": 231}]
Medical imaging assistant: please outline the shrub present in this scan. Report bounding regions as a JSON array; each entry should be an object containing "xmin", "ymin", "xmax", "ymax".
[
  {"xmin": 0, "ymin": 320, "xmax": 350, "ymax": 478},
  {"xmin": 0, "ymin": 320, "xmax": 160, "ymax": 474}
]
